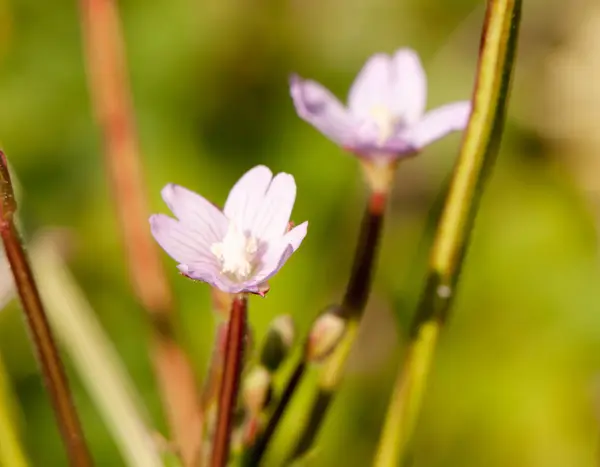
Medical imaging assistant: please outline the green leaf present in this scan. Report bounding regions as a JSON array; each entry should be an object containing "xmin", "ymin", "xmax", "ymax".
[{"xmin": 30, "ymin": 234, "xmax": 165, "ymax": 467}]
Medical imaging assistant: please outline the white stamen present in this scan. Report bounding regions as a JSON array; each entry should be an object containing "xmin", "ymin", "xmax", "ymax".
[
  {"xmin": 370, "ymin": 105, "xmax": 400, "ymax": 144},
  {"xmin": 210, "ymin": 221, "xmax": 258, "ymax": 281}
]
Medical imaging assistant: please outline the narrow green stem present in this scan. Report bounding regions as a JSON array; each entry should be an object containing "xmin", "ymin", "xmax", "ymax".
[
  {"xmin": 373, "ymin": 1, "xmax": 522, "ymax": 465},
  {"xmin": 289, "ymin": 193, "xmax": 386, "ymax": 461},
  {"xmin": 290, "ymin": 390, "xmax": 332, "ymax": 460},
  {"xmin": 211, "ymin": 295, "xmax": 248, "ymax": 467},
  {"xmin": 243, "ymin": 361, "xmax": 306, "ymax": 466},
  {"xmin": 242, "ymin": 191, "xmax": 387, "ymax": 465},
  {"xmin": 0, "ymin": 351, "xmax": 29, "ymax": 467},
  {"xmin": 0, "ymin": 153, "xmax": 93, "ymax": 466}
]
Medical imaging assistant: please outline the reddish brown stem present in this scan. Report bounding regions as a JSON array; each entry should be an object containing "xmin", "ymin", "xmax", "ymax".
[
  {"xmin": 78, "ymin": 1, "xmax": 202, "ymax": 464},
  {"xmin": 211, "ymin": 296, "xmax": 248, "ymax": 467},
  {"xmin": 247, "ymin": 190, "xmax": 387, "ymax": 465},
  {"xmin": 341, "ymin": 190, "xmax": 387, "ymax": 317},
  {"xmin": 0, "ymin": 154, "xmax": 92, "ymax": 466}
]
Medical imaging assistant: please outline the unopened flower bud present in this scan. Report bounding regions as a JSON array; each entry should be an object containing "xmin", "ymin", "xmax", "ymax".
[
  {"xmin": 260, "ymin": 315, "xmax": 295, "ymax": 372},
  {"xmin": 242, "ymin": 367, "xmax": 272, "ymax": 415},
  {"xmin": 306, "ymin": 310, "xmax": 346, "ymax": 363}
]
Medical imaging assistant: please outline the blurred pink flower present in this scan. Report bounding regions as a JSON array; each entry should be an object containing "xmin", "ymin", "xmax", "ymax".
[
  {"xmin": 290, "ymin": 48, "xmax": 472, "ymax": 159},
  {"xmin": 150, "ymin": 166, "xmax": 308, "ymax": 295}
]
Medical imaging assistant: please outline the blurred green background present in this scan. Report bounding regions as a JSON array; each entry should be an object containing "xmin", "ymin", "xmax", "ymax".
[{"xmin": 0, "ymin": 0, "xmax": 599, "ymax": 465}]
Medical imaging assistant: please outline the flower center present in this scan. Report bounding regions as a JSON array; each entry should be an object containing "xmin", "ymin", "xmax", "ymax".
[
  {"xmin": 369, "ymin": 105, "xmax": 400, "ymax": 144},
  {"xmin": 210, "ymin": 221, "xmax": 258, "ymax": 281}
]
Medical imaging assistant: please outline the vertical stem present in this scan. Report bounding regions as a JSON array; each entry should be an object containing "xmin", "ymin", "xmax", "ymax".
[
  {"xmin": 78, "ymin": 1, "xmax": 203, "ymax": 464},
  {"xmin": 244, "ymin": 361, "xmax": 306, "ymax": 465},
  {"xmin": 0, "ymin": 154, "xmax": 92, "ymax": 466},
  {"xmin": 0, "ymin": 351, "xmax": 29, "ymax": 467},
  {"xmin": 373, "ymin": 1, "xmax": 522, "ymax": 465},
  {"xmin": 341, "ymin": 191, "xmax": 387, "ymax": 317},
  {"xmin": 246, "ymin": 190, "xmax": 387, "ymax": 465},
  {"xmin": 211, "ymin": 295, "xmax": 248, "ymax": 467},
  {"xmin": 289, "ymin": 191, "xmax": 387, "ymax": 461}
]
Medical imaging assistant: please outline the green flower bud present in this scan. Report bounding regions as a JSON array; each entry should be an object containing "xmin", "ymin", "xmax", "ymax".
[
  {"xmin": 306, "ymin": 309, "xmax": 346, "ymax": 363},
  {"xmin": 242, "ymin": 366, "xmax": 272, "ymax": 415},
  {"xmin": 260, "ymin": 315, "xmax": 295, "ymax": 372}
]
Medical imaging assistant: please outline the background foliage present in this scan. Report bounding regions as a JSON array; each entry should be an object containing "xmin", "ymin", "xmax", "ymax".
[{"xmin": 0, "ymin": 0, "xmax": 599, "ymax": 465}]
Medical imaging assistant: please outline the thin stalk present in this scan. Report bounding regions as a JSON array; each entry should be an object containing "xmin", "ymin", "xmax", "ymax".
[
  {"xmin": 290, "ymin": 191, "xmax": 386, "ymax": 461},
  {"xmin": 30, "ymin": 233, "xmax": 163, "ymax": 467},
  {"xmin": 211, "ymin": 295, "xmax": 248, "ymax": 467},
  {"xmin": 373, "ymin": 1, "xmax": 522, "ymax": 465},
  {"xmin": 341, "ymin": 192, "xmax": 387, "ymax": 318},
  {"xmin": 0, "ymin": 351, "xmax": 29, "ymax": 467},
  {"xmin": 78, "ymin": 1, "xmax": 203, "ymax": 464},
  {"xmin": 0, "ymin": 153, "xmax": 92, "ymax": 466},
  {"xmin": 246, "ymin": 190, "xmax": 387, "ymax": 465},
  {"xmin": 243, "ymin": 361, "xmax": 306, "ymax": 465}
]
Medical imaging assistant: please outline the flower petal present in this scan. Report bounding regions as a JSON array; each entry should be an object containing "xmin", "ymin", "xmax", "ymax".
[
  {"xmin": 405, "ymin": 101, "xmax": 472, "ymax": 149},
  {"xmin": 161, "ymin": 184, "xmax": 227, "ymax": 243},
  {"xmin": 290, "ymin": 74, "xmax": 357, "ymax": 146},
  {"xmin": 178, "ymin": 262, "xmax": 216, "ymax": 282},
  {"xmin": 223, "ymin": 165, "xmax": 273, "ymax": 230},
  {"xmin": 284, "ymin": 221, "xmax": 308, "ymax": 251},
  {"xmin": 150, "ymin": 214, "xmax": 218, "ymax": 266},
  {"xmin": 389, "ymin": 48, "xmax": 427, "ymax": 124},
  {"xmin": 254, "ymin": 242, "xmax": 295, "ymax": 284},
  {"xmin": 179, "ymin": 263, "xmax": 244, "ymax": 293},
  {"xmin": 253, "ymin": 221, "xmax": 308, "ymax": 283},
  {"xmin": 347, "ymin": 53, "xmax": 393, "ymax": 119},
  {"xmin": 251, "ymin": 173, "xmax": 297, "ymax": 239},
  {"xmin": 349, "ymin": 131, "xmax": 418, "ymax": 157},
  {"xmin": 237, "ymin": 281, "xmax": 265, "ymax": 295}
]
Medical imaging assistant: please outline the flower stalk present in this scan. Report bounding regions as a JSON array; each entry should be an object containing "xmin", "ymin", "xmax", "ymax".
[
  {"xmin": 243, "ymin": 361, "xmax": 306, "ymax": 465},
  {"xmin": 270, "ymin": 46, "xmax": 472, "ymax": 461},
  {"xmin": 239, "ymin": 316, "xmax": 295, "ymax": 465},
  {"xmin": 341, "ymin": 188, "xmax": 387, "ymax": 317},
  {"xmin": 247, "ymin": 187, "xmax": 387, "ymax": 465},
  {"xmin": 211, "ymin": 295, "xmax": 248, "ymax": 467},
  {"xmin": 0, "ymin": 153, "xmax": 92, "ymax": 466},
  {"xmin": 280, "ymin": 54, "xmax": 474, "ymax": 459},
  {"xmin": 373, "ymin": 1, "xmax": 523, "ymax": 465},
  {"xmin": 289, "ymin": 188, "xmax": 387, "ymax": 460},
  {"xmin": 78, "ymin": 1, "xmax": 203, "ymax": 464}
]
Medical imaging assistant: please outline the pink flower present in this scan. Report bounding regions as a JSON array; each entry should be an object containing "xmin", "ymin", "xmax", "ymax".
[
  {"xmin": 150, "ymin": 166, "xmax": 308, "ymax": 295},
  {"xmin": 290, "ymin": 48, "xmax": 472, "ymax": 159}
]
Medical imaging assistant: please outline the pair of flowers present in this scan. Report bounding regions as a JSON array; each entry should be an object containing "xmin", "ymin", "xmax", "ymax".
[{"xmin": 150, "ymin": 48, "xmax": 472, "ymax": 295}]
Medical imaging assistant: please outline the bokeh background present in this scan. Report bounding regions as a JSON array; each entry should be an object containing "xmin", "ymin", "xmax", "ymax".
[{"xmin": 0, "ymin": 0, "xmax": 599, "ymax": 465}]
